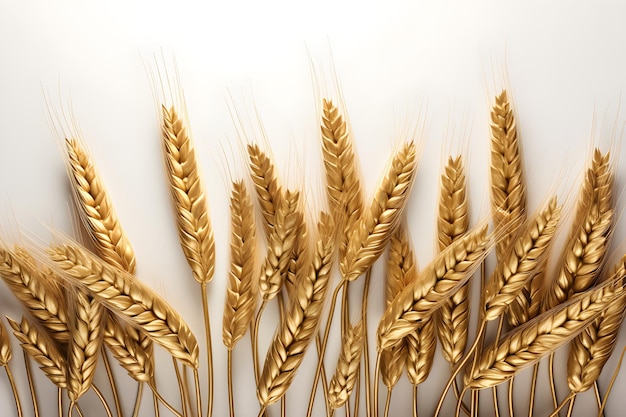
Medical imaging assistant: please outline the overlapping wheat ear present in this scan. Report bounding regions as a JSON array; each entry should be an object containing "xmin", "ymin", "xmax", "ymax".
[
  {"xmin": 482, "ymin": 196, "xmax": 562, "ymax": 322},
  {"xmin": 257, "ymin": 212, "xmax": 335, "ymax": 407},
  {"xmin": 0, "ymin": 319, "xmax": 11, "ymax": 366},
  {"xmin": 65, "ymin": 137, "xmax": 136, "ymax": 273},
  {"xmin": 542, "ymin": 149, "xmax": 614, "ymax": 312},
  {"xmin": 259, "ymin": 189, "xmax": 302, "ymax": 301},
  {"xmin": 247, "ymin": 143, "xmax": 283, "ymax": 239},
  {"xmin": 328, "ymin": 320, "xmax": 364, "ymax": 409},
  {"xmin": 223, "ymin": 180, "xmax": 258, "ymax": 350},
  {"xmin": 0, "ymin": 244, "xmax": 69, "ymax": 344},
  {"xmin": 567, "ymin": 254, "xmax": 626, "ymax": 394},
  {"xmin": 436, "ymin": 154, "xmax": 470, "ymax": 366},
  {"xmin": 67, "ymin": 288, "xmax": 105, "ymax": 402},
  {"xmin": 321, "ymin": 98, "xmax": 364, "ymax": 259},
  {"xmin": 377, "ymin": 224, "xmax": 491, "ymax": 351},
  {"xmin": 466, "ymin": 276, "xmax": 626, "ymax": 389},
  {"xmin": 381, "ymin": 225, "xmax": 415, "ymax": 389},
  {"xmin": 47, "ymin": 242, "xmax": 199, "ymax": 368},
  {"xmin": 104, "ymin": 315, "xmax": 154, "ymax": 383},
  {"xmin": 285, "ymin": 215, "xmax": 310, "ymax": 300},
  {"xmin": 8, "ymin": 316, "xmax": 67, "ymax": 388},
  {"xmin": 405, "ymin": 315, "xmax": 436, "ymax": 386},
  {"xmin": 161, "ymin": 104, "xmax": 215, "ymax": 285},
  {"xmin": 341, "ymin": 141, "xmax": 418, "ymax": 282}
]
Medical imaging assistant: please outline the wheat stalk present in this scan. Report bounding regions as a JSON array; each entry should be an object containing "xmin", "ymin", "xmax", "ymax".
[
  {"xmin": 377, "ymin": 224, "xmax": 491, "ymax": 351},
  {"xmin": 223, "ymin": 180, "xmax": 258, "ymax": 350},
  {"xmin": 436, "ymin": 154, "xmax": 470, "ymax": 366},
  {"xmin": 257, "ymin": 212, "xmax": 335, "ymax": 407},
  {"xmin": 0, "ymin": 244, "xmax": 69, "ymax": 344},
  {"xmin": 161, "ymin": 104, "xmax": 215, "ymax": 285},
  {"xmin": 321, "ymin": 98, "xmax": 364, "ymax": 259},
  {"xmin": 48, "ymin": 242, "xmax": 199, "ymax": 368},
  {"xmin": 482, "ymin": 196, "xmax": 562, "ymax": 321},
  {"xmin": 259, "ymin": 189, "xmax": 302, "ymax": 301},
  {"xmin": 467, "ymin": 278, "xmax": 625, "ymax": 389},
  {"xmin": 247, "ymin": 143, "xmax": 283, "ymax": 239},
  {"xmin": 328, "ymin": 320, "xmax": 364, "ymax": 409},
  {"xmin": 341, "ymin": 141, "xmax": 418, "ymax": 282},
  {"xmin": 8, "ymin": 316, "xmax": 67, "ymax": 388},
  {"xmin": 65, "ymin": 137, "xmax": 136, "ymax": 273},
  {"xmin": 104, "ymin": 315, "xmax": 154, "ymax": 383}
]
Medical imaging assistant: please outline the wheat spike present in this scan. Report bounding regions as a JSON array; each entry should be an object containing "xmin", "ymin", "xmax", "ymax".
[
  {"xmin": 259, "ymin": 189, "xmax": 302, "ymax": 301},
  {"xmin": 483, "ymin": 197, "xmax": 562, "ymax": 321},
  {"xmin": 285, "ymin": 215, "xmax": 310, "ymax": 300},
  {"xmin": 223, "ymin": 180, "xmax": 258, "ymax": 350},
  {"xmin": 257, "ymin": 213, "xmax": 335, "ymax": 406},
  {"xmin": 0, "ymin": 244, "xmax": 69, "ymax": 344},
  {"xmin": 247, "ymin": 143, "xmax": 283, "ymax": 238},
  {"xmin": 567, "ymin": 255, "xmax": 626, "ymax": 393},
  {"xmin": 341, "ymin": 141, "xmax": 418, "ymax": 282},
  {"xmin": 467, "ymin": 278, "xmax": 625, "ymax": 389},
  {"xmin": 0, "ymin": 319, "xmax": 11, "ymax": 366},
  {"xmin": 406, "ymin": 316, "xmax": 436, "ymax": 385},
  {"xmin": 104, "ymin": 315, "xmax": 154, "ymax": 383},
  {"xmin": 67, "ymin": 289, "xmax": 105, "ymax": 402},
  {"xmin": 377, "ymin": 224, "xmax": 491, "ymax": 351},
  {"xmin": 490, "ymin": 89, "xmax": 526, "ymax": 260},
  {"xmin": 380, "ymin": 225, "xmax": 416, "ymax": 388},
  {"xmin": 328, "ymin": 321, "xmax": 364, "ymax": 408},
  {"xmin": 321, "ymin": 98, "xmax": 364, "ymax": 259},
  {"xmin": 161, "ymin": 105, "xmax": 215, "ymax": 284},
  {"xmin": 48, "ymin": 243, "xmax": 199, "ymax": 368},
  {"xmin": 436, "ymin": 154, "xmax": 470, "ymax": 366},
  {"xmin": 8, "ymin": 316, "xmax": 67, "ymax": 388},
  {"xmin": 65, "ymin": 137, "xmax": 136, "ymax": 273}
]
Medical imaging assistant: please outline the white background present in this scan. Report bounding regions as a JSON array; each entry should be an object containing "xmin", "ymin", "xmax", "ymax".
[{"xmin": 1, "ymin": 1, "xmax": 626, "ymax": 416}]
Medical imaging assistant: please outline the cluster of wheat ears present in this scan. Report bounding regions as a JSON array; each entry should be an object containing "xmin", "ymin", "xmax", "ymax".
[{"xmin": 0, "ymin": 88, "xmax": 624, "ymax": 417}]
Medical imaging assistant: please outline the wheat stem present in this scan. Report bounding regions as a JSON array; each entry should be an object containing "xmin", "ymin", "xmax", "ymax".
[
  {"xmin": 548, "ymin": 392, "xmax": 575, "ymax": 417},
  {"xmin": 131, "ymin": 383, "xmax": 143, "ymax": 417},
  {"xmin": 102, "ymin": 345, "xmax": 123, "ymax": 417},
  {"xmin": 383, "ymin": 388, "xmax": 392, "ymax": 417},
  {"xmin": 528, "ymin": 363, "xmax": 539, "ymax": 417},
  {"xmin": 200, "ymin": 284, "xmax": 211, "ymax": 417},
  {"xmin": 597, "ymin": 345, "xmax": 626, "ymax": 417},
  {"xmin": 22, "ymin": 352, "xmax": 38, "ymax": 417},
  {"xmin": 412, "ymin": 385, "xmax": 418, "ymax": 417},
  {"xmin": 148, "ymin": 380, "xmax": 185, "ymax": 417},
  {"xmin": 173, "ymin": 358, "xmax": 188, "ymax": 417},
  {"xmin": 4, "ymin": 365, "xmax": 23, "ymax": 417},
  {"xmin": 373, "ymin": 352, "xmax": 381, "ymax": 417},
  {"xmin": 594, "ymin": 382, "xmax": 604, "ymax": 417},
  {"xmin": 362, "ymin": 269, "xmax": 372, "ymax": 417},
  {"xmin": 92, "ymin": 384, "xmax": 114, "ymax": 417}
]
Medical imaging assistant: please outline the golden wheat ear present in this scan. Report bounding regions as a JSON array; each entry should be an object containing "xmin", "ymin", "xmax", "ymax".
[
  {"xmin": 328, "ymin": 320, "xmax": 364, "ymax": 409},
  {"xmin": 161, "ymin": 104, "xmax": 215, "ymax": 285},
  {"xmin": 247, "ymin": 143, "xmax": 283, "ymax": 239},
  {"xmin": 0, "ymin": 319, "xmax": 11, "ymax": 366}
]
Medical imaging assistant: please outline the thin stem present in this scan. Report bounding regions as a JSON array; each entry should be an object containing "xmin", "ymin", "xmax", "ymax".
[
  {"xmin": 452, "ymin": 374, "xmax": 471, "ymax": 416},
  {"xmin": 194, "ymin": 368, "xmax": 202, "ymax": 417},
  {"xmin": 92, "ymin": 384, "xmax": 115, "ymax": 417},
  {"xmin": 373, "ymin": 352, "xmax": 381, "ymax": 417},
  {"xmin": 173, "ymin": 358, "xmax": 189, "ymax": 417},
  {"xmin": 200, "ymin": 282, "xmax": 212, "ymax": 417},
  {"xmin": 455, "ymin": 387, "xmax": 469, "ymax": 417},
  {"xmin": 102, "ymin": 345, "xmax": 124, "ymax": 417},
  {"xmin": 306, "ymin": 280, "xmax": 346, "ymax": 417},
  {"xmin": 597, "ymin": 345, "xmax": 626, "ymax": 417},
  {"xmin": 412, "ymin": 385, "xmax": 418, "ymax": 417},
  {"xmin": 5, "ymin": 365, "xmax": 23, "ymax": 417},
  {"xmin": 548, "ymin": 392, "xmax": 575, "ymax": 417},
  {"xmin": 383, "ymin": 388, "xmax": 392, "ymax": 417},
  {"xmin": 252, "ymin": 300, "xmax": 267, "ymax": 384},
  {"xmin": 315, "ymin": 334, "xmax": 331, "ymax": 413},
  {"xmin": 435, "ymin": 320, "xmax": 487, "ymax": 417},
  {"xmin": 353, "ymin": 365, "xmax": 361, "ymax": 417},
  {"xmin": 152, "ymin": 374, "xmax": 161, "ymax": 417},
  {"xmin": 593, "ymin": 381, "xmax": 603, "ymax": 417},
  {"xmin": 69, "ymin": 401, "xmax": 77, "ymax": 417},
  {"xmin": 548, "ymin": 354, "xmax": 558, "ymax": 410},
  {"xmin": 58, "ymin": 388, "xmax": 63, "ymax": 417},
  {"xmin": 470, "ymin": 390, "xmax": 476, "ymax": 417},
  {"xmin": 257, "ymin": 406, "xmax": 267, "ymax": 417},
  {"xmin": 76, "ymin": 404, "xmax": 85, "ymax": 417},
  {"xmin": 278, "ymin": 291, "xmax": 287, "ymax": 417},
  {"xmin": 362, "ymin": 269, "xmax": 372, "ymax": 417},
  {"xmin": 492, "ymin": 316, "xmax": 505, "ymax": 417},
  {"xmin": 472, "ymin": 390, "xmax": 479, "ymax": 417},
  {"xmin": 227, "ymin": 349, "xmax": 235, "ymax": 417},
  {"xmin": 508, "ymin": 378, "xmax": 514, "ymax": 417},
  {"xmin": 528, "ymin": 363, "xmax": 539, "ymax": 417},
  {"xmin": 132, "ymin": 382, "xmax": 144, "ymax": 417},
  {"xmin": 183, "ymin": 364, "xmax": 194, "ymax": 415},
  {"xmin": 23, "ymin": 351, "xmax": 38, "ymax": 417},
  {"xmin": 148, "ymin": 381, "xmax": 186, "ymax": 417},
  {"xmin": 492, "ymin": 387, "xmax": 500, "ymax": 417},
  {"xmin": 565, "ymin": 395, "xmax": 576, "ymax": 417}
]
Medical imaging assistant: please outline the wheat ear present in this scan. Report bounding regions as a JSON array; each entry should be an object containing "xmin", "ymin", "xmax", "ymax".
[
  {"xmin": 48, "ymin": 243, "xmax": 199, "ymax": 368},
  {"xmin": 380, "ymin": 225, "xmax": 415, "ymax": 388},
  {"xmin": 65, "ymin": 137, "xmax": 136, "ymax": 273},
  {"xmin": 67, "ymin": 289, "xmax": 105, "ymax": 402},
  {"xmin": 257, "ymin": 212, "xmax": 335, "ymax": 406},
  {"xmin": 567, "ymin": 255, "xmax": 626, "ymax": 393},
  {"xmin": 259, "ymin": 189, "xmax": 302, "ymax": 301},
  {"xmin": 285, "ymin": 215, "xmax": 310, "ymax": 300},
  {"xmin": 341, "ymin": 141, "xmax": 418, "ymax": 282},
  {"xmin": 405, "ymin": 316, "xmax": 436, "ymax": 385},
  {"xmin": 321, "ymin": 98, "xmax": 364, "ymax": 259},
  {"xmin": 436, "ymin": 154, "xmax": 470, "ymax": 366},
  {"xmin": 467, "ymin": 278, "xmax": 625, "ymax": 389},
  {"xmin": 482, "ymin": 196, "xmax": 562, "ymax": 321},
  {"xmin": 247, "ymin": 143, "xmax": 283, "ymax": 239},
  {"xmin": 223, "ymin": 180, "xmax": 258, "ymax": 350},
  {"xmin": 328, "ymin": 321, "xmax": 365, "ymax": 408},
  {"xmin": 377, "ymin": 224, "xmax": 491, "ymax": 351},
  {"xmin": 104, "ymin": 315, "xmax": 154, "ymax": 383},
  {"xmin": 8, "ymin": 316, "xmax": 67, "ymax": 388},
  {"xmin": 0, "ymin": 244, "xmax": 69, "ymax": 344},
  {"xmin": 161, "ymin": 104, "xmax": 215, "ymax": 285},
  {"xmin": 0, "ymin": 319, "xmax": 11, "ymax": 366}
]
